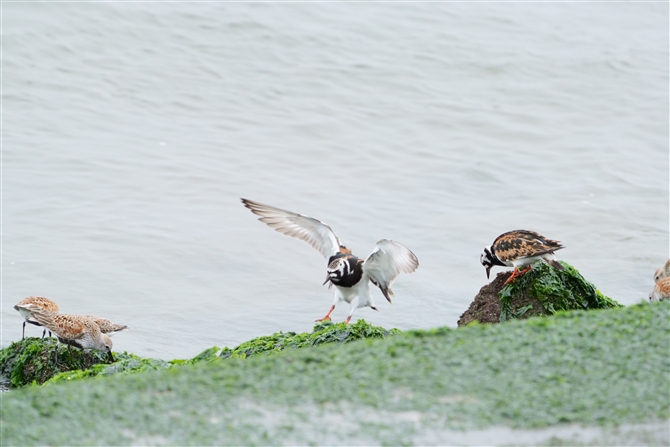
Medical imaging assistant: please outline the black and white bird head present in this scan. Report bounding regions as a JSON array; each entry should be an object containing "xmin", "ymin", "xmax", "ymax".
[
  {"xmin": 325, "ymin": 256, "xmax": 348, "ymax": 284},
  {"xmin": 480, "ymin": 245, "xmax": 496, "ymax": 279}
]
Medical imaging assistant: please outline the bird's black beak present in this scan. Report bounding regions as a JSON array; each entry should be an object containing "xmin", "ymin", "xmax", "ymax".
[
  {"xmin": 107, "ymin": 351, "xmax": 115, "ymax": 363},
  {"xmin": 323, "ymin": 274, "xmax": 330, "ymax": 286},
  {"xmin": 486, "ymin": 266, "xmax": 491, "ymax": 279}
]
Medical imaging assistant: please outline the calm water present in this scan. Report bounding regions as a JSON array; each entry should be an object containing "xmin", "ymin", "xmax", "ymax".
[{"xmin": 3, "ymin": 2, "xmax": 668, "ymax": 359}]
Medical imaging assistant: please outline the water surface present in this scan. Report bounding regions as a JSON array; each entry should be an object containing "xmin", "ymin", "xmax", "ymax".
[{"xmin": 3, "ymin": 2, "xmax": 668, "ymax": 359}]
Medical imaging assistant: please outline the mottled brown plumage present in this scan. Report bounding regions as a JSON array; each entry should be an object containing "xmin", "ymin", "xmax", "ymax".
[
  {"xmin": 492, "ymin": 230, "xmax": 564, "ymax": 263},
  {"xmin": 480, "ymin": 230, "xmax": 565, "ymax": 282},
  {"xmin": 14, "ymin": 296, "xmax": 60, "ymax": 339},
  {"xmin": 650, "ymin": 277, "xmax": 670, "ymax": 302},
  {"xmin": 30, "ymin": 311, "xmax": 114, "ymax": 363},
  {"xmin": 86, "ymin": 316, "xmax": 128, "ymax": 335},
  {"xmin": 653, "ymin": 259, "xmax": 670, "ymax": 283}
]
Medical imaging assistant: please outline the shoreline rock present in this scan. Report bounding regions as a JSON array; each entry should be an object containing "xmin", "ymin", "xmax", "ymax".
[
  {"xmin": 1, "ymin": 302, "xmax": 667, "ymax": 445},
  {"xmin": 0, "ymin": 319, "xmax": 399, "ymax": 388},
  {"xmin": 458, "ymin": 261, "xmax": 622, "ymax": 326}
]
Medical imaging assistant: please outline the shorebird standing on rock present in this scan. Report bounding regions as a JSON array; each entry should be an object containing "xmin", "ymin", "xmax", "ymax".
[
  {"xmin": 13, "ymin": 296, "xmax": 59, "ymax": 339},
  {"xmin": 241, "ymin": 198, "xmax": 419, "ymax": 323},
  {"xmin": 480, "ymin": 230, "xmax": 565, "ymax": 285},
  {"xmin": 30, "ymin": 310, "xmax": 115, "ymax": 363}
]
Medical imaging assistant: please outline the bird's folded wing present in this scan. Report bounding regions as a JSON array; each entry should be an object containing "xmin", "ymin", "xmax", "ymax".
[
  {"xmin": 27, "ymin": 309, "xmax": 60, "ymax": 333},
  {"xmin": 15, "ymin": 303, "xmax": 58, "ymax": 316},
  {"xmin": 86, "ymin": 315, "xmax": 129, "ymax": 333},
  {"xmin": 494, "ymin": 230, "xmax": 564, "ymax": 262},
  {"xmin": 363, "ymin": 239, "xmax": 419, "ymax": 303},
  {"xmin": 241, "ymin": 198, "xmax": 341, "ymax": 259}
]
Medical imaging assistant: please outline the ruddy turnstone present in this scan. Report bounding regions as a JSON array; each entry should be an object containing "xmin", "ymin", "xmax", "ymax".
[
  {"xmin": 14, "ymin": 296, "xmax": 59, "ymax": 339},
  {"xmin": 649, "ymin": 277, "xmax": 670, "ymax": 302},
  {"xmin": 653, "ymin": 259, "xmax": 670, "ymax": 283},
  {"xmin": 30, "ymin": 310, "xmax": 114, "ymax": 363},
  {"xmin": 241, "ymin": 198, "xmax": 419, "ymax": 323},
  {"xmin": 86, "ymin": 316, "xmax": 128, "ymax": 336},
  {"xmin": 480, "ymin": 230, "xmax": 565, "ymax": 284}
]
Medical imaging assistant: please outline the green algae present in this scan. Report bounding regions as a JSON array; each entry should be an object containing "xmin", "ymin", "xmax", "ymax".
[
  {"xmin": 45, "ymin": 352, "xmax": 173, "ymax": 385},
  {"xmin": 499, "ymin": 261, "xmax": 622, "ymax": 322},
  {"xmin": 219, "ymin": 319, "xmax": 400, "ymax": 359},
  {"xmin": 1, "ymin": 302, "xmax": 668, "ymax": 446},
  {"xmin": 0, "ymin": 340, "xmax": 223, "ymax": 388},
  {"xmin": 0, "ymin": 337, "xmax": 114, "ymax": 387},
  {"xmin": 1, "ymin": 320, "xmax": 397, "ymax": 388}
]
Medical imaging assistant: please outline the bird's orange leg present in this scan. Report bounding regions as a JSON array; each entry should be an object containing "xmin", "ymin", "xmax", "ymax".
[
  {"xmin": 315, "ymin": 305, "xmax": 335, "ymax": 322},
  {"xmin": 345, "ymin": 316, "xmax": 352, "ymax": 324},
  {"xmin": 504, "ymin": 266, "xmax": 533, "ymax": 285}
]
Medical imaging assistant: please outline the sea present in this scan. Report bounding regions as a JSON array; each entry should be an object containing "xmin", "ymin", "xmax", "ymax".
[{"xmin": 3, "ymin": 1, "xmax": 668, "ymax": 360}]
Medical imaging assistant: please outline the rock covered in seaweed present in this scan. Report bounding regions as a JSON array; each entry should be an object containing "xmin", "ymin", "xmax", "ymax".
[
  {"xmin": 0, "ymin": 337, "xmax": 116, "ymax": 387},
  {"xmin": 0, "ymin": 338, "xmax": 216, "ymax": 388},
  {"xmin": 458, "ymin": 261, "xmax": 621, "ymax": 326},
  {"xmin": 1, "ymin": 320, "xmax": 400, "ymax": 388},
  {"xmin": 219, "ymin": 319, "xmax": 400, "ymax": 359}
]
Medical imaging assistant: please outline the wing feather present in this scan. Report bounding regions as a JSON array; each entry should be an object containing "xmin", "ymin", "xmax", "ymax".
[
  {"xmin": 241, "ymin": 198, "xmax": 341, "ymax": 259},
  {"xmin": 363, "ymin": 239, "xmax": 419, "ymax": 304},
  {"xmin": 493, "ymin": 230, "xmax": 564, "ymax": 262}
]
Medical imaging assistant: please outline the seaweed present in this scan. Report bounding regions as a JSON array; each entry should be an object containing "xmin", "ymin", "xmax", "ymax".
[
  {"xmin": 1, "ymin": 321, "xmax": 399, "ymax": 387},
  {"xmin": 2, "ymin": 302, "xmax": 668, "ymax": 446},
  {"xmin": 499, "ymin": 261, "xmax": 622, "ymax": 322},
  {"xmin": 45, "ymin": 352, "xmax": 173, "ymax": 385},
  {"xmin": 219, "ymin": 319, "xmax": 401, "ymax": 359},
  {"xmin": 0, "ymin": 337, "xmax": 114, "ymax": 387}
]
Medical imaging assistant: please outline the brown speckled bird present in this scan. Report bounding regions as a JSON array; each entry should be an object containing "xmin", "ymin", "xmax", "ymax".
[
  {"xmin": 650, "ymin": 277, "xmax": 670, "ymax": 302},
  {"xmin": 653, "ymin": 259, "xmax": 670, "ymax": 283},
  {"xmin": 480, "ymin": 230, "xmax": 565, "ymax": 284},
  {"xmin": 30, "ymin": 310, "xmax": 114, "ymax": 363},
  {"xmin": 13, "ymin": 296, "xmax": 59, "ymax": 339}
]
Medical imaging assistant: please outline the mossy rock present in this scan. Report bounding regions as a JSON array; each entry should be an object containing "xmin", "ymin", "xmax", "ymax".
[
  {"xmin": 0, "ymin": 338, "xmax": 222, "ymax": 388},
  {"xmin": 0, "ymin": 337, "xmax": 114, "ymax": 387},
  {"xmin": 220, "ymin": 319, "xmax": 400, "ymax": 359},
  {"xmin": 458, "ymin": 261, "xmax": 622, "ymax": 326},
  {"xmin": 1, "ymin": 320, "xmax": 399, "ymax": 388},
  {"xmin": 2, "ymin": 302, "xmax": 667, "ymax": 445}
]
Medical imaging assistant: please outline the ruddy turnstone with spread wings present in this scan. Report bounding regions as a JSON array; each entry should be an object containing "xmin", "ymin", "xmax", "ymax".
[
  {"xmin": 480, "ymin": 230, "xmax": 565, "ymax": 284},
  {"xmin": 241, "ymin": 198, "xmax": 419, "ymax": 323}
]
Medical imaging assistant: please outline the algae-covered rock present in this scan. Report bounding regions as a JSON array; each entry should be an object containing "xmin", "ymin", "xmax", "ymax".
[
  {"xmin": 0, "ymin": 338, "xmax": 223, "ymax": 388},
  {"xmin": 45, "ymin": 352, "xmax": 173, "ymax": 386},
  {"xmin": 458, "ymin": 261, "xmax": 622, "ymax": 326},
  {"xmin": 0, "ymin": 337, "xmax": 113, "ymax": 387},
  {"xmin": 220, "ymin": 319, "xmax": 400, "ymax": 359},
  {"xmin": 1, "ymin": 320, "xmax": 400, "ymax": 388}
]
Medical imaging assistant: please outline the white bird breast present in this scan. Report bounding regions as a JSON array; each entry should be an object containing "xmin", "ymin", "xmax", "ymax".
[{"xmin": 333, "ymin": 278, "xmax": 374, "ymax": 308}]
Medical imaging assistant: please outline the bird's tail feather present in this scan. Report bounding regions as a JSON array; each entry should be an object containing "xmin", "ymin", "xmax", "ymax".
[{"xmin": 548, "ymin": 259, "xmax": 565, "ymax": 271}]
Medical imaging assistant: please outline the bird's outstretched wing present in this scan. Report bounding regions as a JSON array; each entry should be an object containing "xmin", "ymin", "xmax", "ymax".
[
  {"xmin": 241, "ymin": 198, "xmax": 341, "ymax": 259},
  {"xmin": 363, "ymin": 239, "xmax": 419, "ymax": 304}
]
